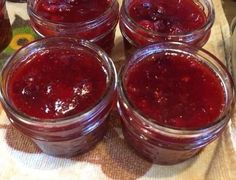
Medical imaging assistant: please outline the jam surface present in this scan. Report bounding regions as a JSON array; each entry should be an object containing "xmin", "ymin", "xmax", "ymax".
[
  {"xmin": 125, "ymin": 53, "xmax": 225, "ymax": 129},
  {"xmin": 8, "ymin": 48, "xmax": 107, "ymax": 119},
  {"xmin": 34, "ymin": 0, "xmax": 111, "ymax": 23},
  {"xmin": 128, "ymin": 0, "xmax": 207, "ymax": 34}
]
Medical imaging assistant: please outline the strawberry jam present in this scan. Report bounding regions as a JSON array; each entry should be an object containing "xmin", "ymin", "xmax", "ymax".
[
  {"xmin": 0, "ymin": 37, "xmax": 117, "ymax": 156},
  {"xmin": 117, "ymin": 42, "xmax": 234, "ymax": 164},
  {"xmin": 8, "ymin": 48, "xmax": 107, "ymax": 120},
  {"xmin": 119, "ymin": 0, "xmax": 214, "ymax": 57},
  {"xmin": 129, "ymin": 0, "xmax": 207, "ymax": 34},
  {"xmin": 34, "ymin": 0, "xmax": 111, "ymax": 23},
  {"xmin": 125, "ymin": 52, "xmax": 224, "ymax": 129},
  {"xmin": 27, "ymin": 0, "xmax": 119, "ymax": 54}
]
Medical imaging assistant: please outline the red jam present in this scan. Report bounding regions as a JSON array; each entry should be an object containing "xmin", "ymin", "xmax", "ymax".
[
  {"xmin": 8, "ymin": 48, "xmax": 107, "ymax": 120},
  {"xmin": 0, "ymin": 1, "xmax": 12, "ymax": 52},
  {"xmin": 119, "ymin": 0, "xmax": 214, "ymax": 57},
  {"xmin": 35, "ymin": 0, "xmax": 111, "ymax": 23},
  {"xmin": 128, "ymin": 0, "xmax": 207, "ymax": 34},
  {"xmin": 125, "ymin": 52, "xmax": 224, "ymax": 129},
  {"xmin": 28, "ymin": 0, "xmax": 119, "ymax": 53}
]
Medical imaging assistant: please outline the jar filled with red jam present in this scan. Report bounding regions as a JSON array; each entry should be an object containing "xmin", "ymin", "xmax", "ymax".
[
  {"xmin": 0, "ymin": 0, "xmax": 12, "ymax": 52},
  {"xmin": 119, "ymin": 0, "xmax": 215, "ymax": 57},
  {"xmin": 0, "ymin": 37, "xmax": 117, "ymax": 156},
  {"xmin": 27, "ymin": 0, "xmax": 119, "ymax": 54},
  {"xmin": 117, "ymin": 42, "xmax": 234, "ymax": 164}
]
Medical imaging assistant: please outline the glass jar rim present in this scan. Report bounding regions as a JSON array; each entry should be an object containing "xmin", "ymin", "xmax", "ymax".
[
  {"xmin": 0, "ymin": 37, "xmax": 117, "ymax": 126},
  {"xmin": 122, "ymin": 0, "xmax": 215, "ymax": 38},
  {"xmin": 118, "ymin": 42, "xmax": 235, "ymax": 134},
  {"xmin": 27, "ymin": 0, "xmax": 118, "ymax": 27}
]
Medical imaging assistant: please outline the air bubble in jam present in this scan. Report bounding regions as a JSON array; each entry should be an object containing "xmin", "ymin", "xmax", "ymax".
[
  {"xmin": 7, "ymin": 48, "xmax": 107, "ymax": 120},
  {"xmin": 125, "ymin": 52, "xmax": 225, "ymax": 129}
]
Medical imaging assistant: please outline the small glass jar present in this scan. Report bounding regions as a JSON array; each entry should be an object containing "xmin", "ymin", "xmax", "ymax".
[
  {"xmin": 27, "ymin": 0, "xmax": 119, "ymax": 54},
  {"xmin": 117, "ymin": 42, "xmax": 234, "ymax": 164},
  {"xmin": 119, "ymin": 0, "xmax": 215, "ymax": 57},
  {"xmin": 0, "ymin": 37, "xmax": 117, "ymax": 157},
  {"xmin": 0, "ymin": 0, "xmax": 12, "ymax": 52}
]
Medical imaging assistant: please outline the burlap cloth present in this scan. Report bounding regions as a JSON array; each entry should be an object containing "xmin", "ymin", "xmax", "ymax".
[{"xmin": 0, "ymin": 0, "xmax": 235, "ymax": 179}]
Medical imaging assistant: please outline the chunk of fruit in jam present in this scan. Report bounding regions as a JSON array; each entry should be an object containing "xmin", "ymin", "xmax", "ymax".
[
  {"xmin": 125, "ymin": 52, "xmax": 225, "ymax": 129},
  {"xmin": 129, "ymin": 0, "xmax": 207, "ymax": 34},
  {"xmin": 7, "ymin": 48, "xmax": 107, "ymax": 119},
  {"xmin": 34, "ymin": 0, "xmax": 111, "ymax": 23}
]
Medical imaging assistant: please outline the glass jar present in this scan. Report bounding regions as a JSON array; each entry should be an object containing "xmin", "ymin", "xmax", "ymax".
[
  {"xmin": 117, "ymin": 42, "xmax": 235, "ymax": 164},
  {"xmin": 0, "ymin": 37, "xmax": 117, "ymax": 157},
  {"xmin": 27, "ymin": 0, "xmax": 119, "ymax": 54},
  {"xmin": 119, "ymin": 0, "xmax": 215, "ymax": 57},
  {"xmin": 0, "ymin": 0, "xmax": 12, "ymax": 52}
]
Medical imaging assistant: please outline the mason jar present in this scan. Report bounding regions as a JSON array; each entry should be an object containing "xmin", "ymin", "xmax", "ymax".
[
  {"xmin": 0, "ymin": 37, "xmax": 117, "ymax": 157},
  {"xmin": 117, "ymin": 42, "xmax": 234, "ymax": 164}
]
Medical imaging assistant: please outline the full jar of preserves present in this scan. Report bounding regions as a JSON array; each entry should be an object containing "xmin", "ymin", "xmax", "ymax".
[
  {"xmin": 0, "ymin": 37, "xmax": 117, "ymax": 157},
  {"xmin": 117, "ymin": 42, "xmax": 234, "ymax": 164},
  {"xmin": 0, "ymin": 0, "xmax": 12, "ymax": 52},
  {"xmin": 119, "ymin": 0, "xmax": 215, "ymax": 57},
  {"xmin": 27, "ymin": 0, "xmax": 119, "ymax": 54}
]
